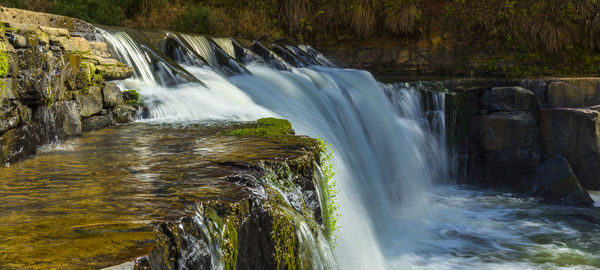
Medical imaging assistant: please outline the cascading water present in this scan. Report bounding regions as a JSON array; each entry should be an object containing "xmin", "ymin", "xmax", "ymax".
[{"xmin": 97, "ymin": 28, "xmax": 600, "ymax": 269}]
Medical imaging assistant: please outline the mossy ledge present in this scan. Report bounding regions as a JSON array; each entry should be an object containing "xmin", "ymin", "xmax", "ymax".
[
  {"xmin": 220, "ymin": 117, "xmax": 295, "ymax": 138},
  {"xmin": 129, "ymin": 123, "xmax": 337, "ymax": 270}
]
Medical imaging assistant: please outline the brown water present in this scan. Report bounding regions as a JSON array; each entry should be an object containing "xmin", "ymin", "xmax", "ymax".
[{"xmin": 0, "ymin": 122, "xmax": 309, "ymax": 269}]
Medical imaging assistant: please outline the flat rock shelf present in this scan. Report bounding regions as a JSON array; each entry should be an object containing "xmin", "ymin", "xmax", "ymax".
[{"xmin": 0, "ymin": 122, "xmax": 320, "ymax": 269}]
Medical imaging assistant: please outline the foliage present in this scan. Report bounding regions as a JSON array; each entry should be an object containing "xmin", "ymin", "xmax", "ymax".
[
  {"xmin": 316, "ymin": 138, "xmax": 340, "ymax": 246},
  {"xmin": 172, "ymin": 6, "xmax": 211, "ymax": 34},
  {"xmin": 444, "ymin": 0, "xmax": 600, "ymax": 53},
  {"xmin": 50, "ymin": 0, "xmax": 124, "ymax": 25}
]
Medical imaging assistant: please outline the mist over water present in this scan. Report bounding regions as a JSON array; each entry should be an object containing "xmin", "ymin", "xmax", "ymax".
[{"xmin": 99, "ymin": 29, "xmax": 600, "ymax": 270}]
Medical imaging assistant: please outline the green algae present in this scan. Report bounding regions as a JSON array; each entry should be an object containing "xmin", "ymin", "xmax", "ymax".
[{"xmin": 221, "ymin": 118, "xmax": 294, "ymax": 137}]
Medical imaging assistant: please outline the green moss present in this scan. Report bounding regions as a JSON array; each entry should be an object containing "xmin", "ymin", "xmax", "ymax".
[
  {"xmin": 268, "ymin": 204, "xmax": 298, "ymax": 270},
  {"xmin": 201, "ymin": 201, "xmax": 249, "ymax": 270},
  {"xmin": 222, "ymin": 118, "xmax": 294, "ymax": 138},
  {"xmin": 122, "ymin": 89, "xmax": 144, "ymax": 106},
  {"xmin": 0, "ymin": 46, "xmax": 8, "ymax": 97}
]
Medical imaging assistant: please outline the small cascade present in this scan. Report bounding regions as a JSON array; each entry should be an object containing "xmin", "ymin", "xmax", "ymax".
[
  {"xmin": 299, "ymin": 45, "xmax": 336, "ymax": 67},
  {"xmin": 249, "ymin": 41, "xmax": 293, "ymax": 71},
  {"xmin": 180, "ymin": 34, "xmax": 218, "ymax": 67},
  {"xmin": 159, "ymin": 33, "xmax": 208, "ymax": 66},
  {"xmin": 178, "ymin": 34, "xmax": 247, "ymax": 76},
  {"xmin": 212, "ymin": 37, "xmax": 235, "ymax": 59},
  {"xmin": 99, "ymin": 27, "xmax": 200, "ymax": 86}
]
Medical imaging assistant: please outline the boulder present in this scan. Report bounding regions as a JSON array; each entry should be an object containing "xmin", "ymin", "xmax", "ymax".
[
  {"xmin": 546, "ymin": 78, "xmax": 600, "ymax": 108},
  {"xmin": 96, "ymin": 65, "xmax": 134, "ymax": 80},
  {"xmin": 480, "ymin": 86, "xmax": 537, "ymax": 111},
  {"xmin": 113, "ymin": 105, "xmax": 137, "ymax": 123},
  {"xmin": 520, "ymin": 79, "xmax": 548, "ymax": 107},
  {"xmin": 74, "ymin": 86, "xmax": 102, "ymax": 117},
  {"xmin": 82, "ymin": 115, "xmax": 113, "ymax": 132},
  {"xmin": 102, "ymin": 83, "xmax": 123, "ymax": 107},
  {"xmin": 51, "ymin": 101, "xmax": 82, "ymax": 138},
  {"xmin": 531, "ymin": 155, "xmax": 594, "ymax": 207},
  {"xmin": 540, "ymin": 108, "xmax": 600, "ymax": 189},
  {"xmin": 475, "ymin": 111, "xmax": 538, "ymax": 151},
  {"xmin": 482, "ymin": 148, "xmax": 541, "ymax": 188},
  {"xmin": 0, "ymin": 126, "xmax": 36, "ymax": 163}
]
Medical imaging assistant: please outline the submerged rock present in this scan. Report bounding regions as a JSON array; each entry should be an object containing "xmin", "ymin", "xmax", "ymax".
[{"xmin": 531, "ymin": 155, "xmax": 594, "ymax": 207}]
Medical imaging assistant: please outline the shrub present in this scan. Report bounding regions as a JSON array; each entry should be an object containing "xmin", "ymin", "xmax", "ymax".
[
  {"xmin": 50, "ymin": 0, "xmax": 124, "ymax": 25},
  {"xmin": 171, "ymin": 5, "xmax": 211, "ymax": 34}
]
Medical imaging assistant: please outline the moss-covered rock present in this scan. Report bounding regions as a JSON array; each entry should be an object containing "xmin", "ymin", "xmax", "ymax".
[{"xmin": 221, "ymin": 118, "xmax": 294, "ymax": 137}]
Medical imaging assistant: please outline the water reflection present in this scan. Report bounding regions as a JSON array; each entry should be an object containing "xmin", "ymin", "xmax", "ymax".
[{"xmin": 0, "ymin": 122, "xmax": 308, "ymax": 269}]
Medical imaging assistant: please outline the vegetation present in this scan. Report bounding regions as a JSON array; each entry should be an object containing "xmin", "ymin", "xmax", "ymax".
[
  {"xmin": 222, "ymin": 118, "xmax": 293, "ymax": 137},
  {"xmin": 122, "ymin": 89, "xmax": 144, "ymax": 106},
  {"xmin": 316, "ymin": 138, "xmax": 339, "ymax": 246},
  {"xmin": 2, "ymin": 0, "xmax": 600, "ymax": 76},
  {"xmin": 0, "ymin": 0, "xmax": 593, "ymax": 50}
]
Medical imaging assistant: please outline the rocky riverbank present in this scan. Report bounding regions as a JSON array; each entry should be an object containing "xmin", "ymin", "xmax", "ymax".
[
  {"xmin": 436, "ymin": 78, "xmax": 600, "ymax": 206},
  {"xmin": 0, "ymin": 6, "xmax": 135, "ymax": 165}
]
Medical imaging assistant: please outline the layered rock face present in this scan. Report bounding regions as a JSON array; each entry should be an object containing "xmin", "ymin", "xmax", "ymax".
[
  {"xmin": 0, "ymin": 7, "xmax": 134, "ymax": 164},
  {"xmin": 446, "ymin": 78, "xmax": 600, "ymax": 206},
  {"xmin": 104, "ymin": 132, "xmax": 336, "ymax": 270}
]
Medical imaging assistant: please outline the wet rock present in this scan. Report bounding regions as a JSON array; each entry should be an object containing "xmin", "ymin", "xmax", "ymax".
[
  {"xmin": 480, "ymin": 86, "xmax": 537, "ymax": 112},
  {"xmin": 74, "ymin": 86, "xmax": 102, "ymax": 117},
  {"xmin": 146, "ymin": 217, "xmax": 212, "ymax": 270},
  {"xmin": 531, "ymin": 155, "xmax": 594, "ymax": 207},
  {"xmin": 6, "ymin": 33, "xmax": 27, "ymax": 48},
  {"xmin": 475, "ymin": 111, "xmax": 538, "ymax": 152},
  {"xmin": 16, "ymin": 69, "xmax": 52, "ymax": 105},
  {"xmin": 0, "ymin": 126, "xmax": 30, "ymax": 163},
  {"xmin": 113, "ymin": 105, "xmax": 137, "ymax": 123},
  {"xmin": 483, "ymin": 148, "xmax": 541, "ymax": 188},
  {"xmin": 82, "ymin": 115, "xmax": 113, "ymax": 132},
  {"xmin": 547, "ymin": 79, "xmax": 600, "ymax": 108},
  {"xmin": 540, "ymin": 108, "xmax": 600, "ymax": 189},
  {"xmin": 0, "ymin": 101, "xmax": 20, "ymax": 135},
  {"xmin": 96, "ymin": 65, "xmax": 134, "ymax": 80},
  {"xmin": 51, "ymin": 101, "xmax": 82, "ymax": 138},
  {"xmin": 102, "ymin": 83, "xmax": 123, "ymax": 107}
]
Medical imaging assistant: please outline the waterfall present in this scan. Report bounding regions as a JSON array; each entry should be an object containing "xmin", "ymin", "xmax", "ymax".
[{"xmin": 98, "ymin": 29, "xmax": 449, "ymax": 269}]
